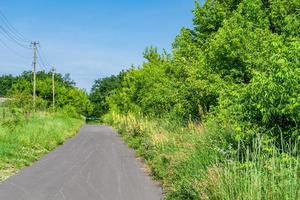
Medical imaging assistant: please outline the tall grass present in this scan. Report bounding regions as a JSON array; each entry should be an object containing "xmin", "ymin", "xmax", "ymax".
[
  {"xmin": 103, "ymin": 112, "xmax": 220, "ymax": 199},
  {"xmin": 103, "ymin": 112, "xmax": 300, "ymax": 200},
  {"xmin": 0, "ymin": 107, "xmax": 84, "ymax": 181},
  {"xmin": 199, "ymin": 139, "xmax": 299, "ymax": 200}
]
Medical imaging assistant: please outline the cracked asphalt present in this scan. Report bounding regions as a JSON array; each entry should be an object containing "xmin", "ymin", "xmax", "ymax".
[{"xmin": 0, "ymin": 125, "xmax": 162, "ymax": 200}]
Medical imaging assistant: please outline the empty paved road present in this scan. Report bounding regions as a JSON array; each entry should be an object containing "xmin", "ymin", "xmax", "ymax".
[{"xmin": 0, "ymin": 125, "xmax": 162, "ymax": 200}]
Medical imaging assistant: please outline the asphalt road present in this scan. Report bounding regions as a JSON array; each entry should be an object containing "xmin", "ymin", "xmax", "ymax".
[{"xmin": 0, "ymin": 125, "xmax": 162, "ymax": 200}]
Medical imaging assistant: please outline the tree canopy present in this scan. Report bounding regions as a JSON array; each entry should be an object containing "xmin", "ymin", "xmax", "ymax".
[
  {"xmin": 90, "ymin": 0, "xmax": 300, "ymax": 143},
  {"xmin": 1, "ymin": 71, "xmax": 92, "ymax": 116}
]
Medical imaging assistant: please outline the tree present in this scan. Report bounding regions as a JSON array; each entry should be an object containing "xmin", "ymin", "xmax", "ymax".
[
  {"xmin": 89, "ymin": 71, "xmax": 126, "ymax": 117},
  {"xmin": 0, "ymin": 75, "xmax": 18, "ymax": 96},
  {"xmin": 7, "ymin": 70, "xmax": 92, "ymax": 116},
  {"xmin": 94, "ymin": 0, "xmax": 300, "ymax": 141}
]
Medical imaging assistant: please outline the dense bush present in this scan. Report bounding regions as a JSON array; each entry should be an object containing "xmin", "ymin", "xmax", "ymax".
[
  {"xmin": 0, "ymin": 75, "xmax": 17, "ymax": 97},
  {"xmin": 90, "ymin": 0, "xmax": 300, "ymax": 142},
  {"xmin": 90, "ymin": 0, "xmax": 299, "ymax": 199},
  {"xmin": 89, "ymin": 71, "xmax": 126, "ymax": 117}
]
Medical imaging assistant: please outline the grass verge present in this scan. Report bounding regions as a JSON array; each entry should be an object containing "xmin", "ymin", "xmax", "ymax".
[
  {"xmin": 103, "ymin": 112, "xmax": 299, "ymax": 200},
  {"xmin": 0, "ymin": 111, "xmax": 84, "ymax": 181}
]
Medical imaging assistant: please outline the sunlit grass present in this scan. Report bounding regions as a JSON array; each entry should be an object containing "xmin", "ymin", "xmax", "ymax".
[
  {"xmin": 0, "ymin": 108, "xmax": 84, "ymax": 181},
  {"xmin": 104, "ymin": 112, "xmax": 300, "ymax": 200},
  {"xmin": 199, "ymin": 141, "xmax": 299, "ymax": 200}
]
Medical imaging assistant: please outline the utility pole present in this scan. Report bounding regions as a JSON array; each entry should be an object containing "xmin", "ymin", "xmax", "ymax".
[
  {"xmin": 52, "ymin": 67, "xmax": 55, "ymax": 110},
  {"xmin": 31, "ymin": 41, "xmax": 39, "ymax": 109}
]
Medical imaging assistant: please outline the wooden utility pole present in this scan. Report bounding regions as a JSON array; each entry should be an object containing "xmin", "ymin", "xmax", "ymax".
[
  {"xmin": 31, "ymin": 41, "xmax": 39, "ymax": 109},
  {"xmin": 52, "ymin": 67, "xmax": 55, "ymax": 110}
]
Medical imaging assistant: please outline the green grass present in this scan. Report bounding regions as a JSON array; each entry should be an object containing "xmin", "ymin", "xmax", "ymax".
[
  {"xmin": 103, "ymin": 112, "xmax": 300, "ymax": 200},
  {"xmin": 0, "ymin": 109, "xmax": 84, "ymax": 181},
  {"xmin": 199, "ymin": 144, "xmax": 299, "ymax": 200}
]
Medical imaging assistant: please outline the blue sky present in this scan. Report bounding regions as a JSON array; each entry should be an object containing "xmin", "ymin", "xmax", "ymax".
[{"xmin": 0, "ymin": 0, "xmax": 203, "ymax": 91}]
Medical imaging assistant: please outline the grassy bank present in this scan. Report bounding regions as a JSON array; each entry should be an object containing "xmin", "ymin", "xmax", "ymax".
[
  {"xmin": 0, "ymin": 109, "xmax": 84, "ymax": 181},
  {"xmin": 103, "ymin": 112, "xmax": 299, "ymax": 200}
]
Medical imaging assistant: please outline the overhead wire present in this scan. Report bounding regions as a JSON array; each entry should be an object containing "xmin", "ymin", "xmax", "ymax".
[
  {"xmin": 0, "ymin": 10, "xmax": 53, "ymax": 74},
  {"xmin": 38, "ymin": 45, "xmax": 50, "ymax": 66},
  {"xmin": 37, "ymin": 46, "xmax": 50, "ymax": 72},
  {"xmin": 0, "ymin": 9, "xmax": 29, "ymax": 42},
  {"xmin": 0, "ymin": 25, "xmax": 31, "ymax": 49},
  {"xmin": 0, "ymin": 9, "xmax": 32, "ymax": 62},
  {"xmin": 37, "ymin": 59, "xmax": 48, "ymax": 72},
  {"xmin": 0, "ymin": 37, "xmax": 31, "ymax": 59}
]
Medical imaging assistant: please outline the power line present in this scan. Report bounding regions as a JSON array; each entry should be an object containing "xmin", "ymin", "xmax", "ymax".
[
  {"xmin": 37, "ymin": 49, "xmax": 47, "ymax": 69},
  {"xmin": 37, "ymin": 59, "xmax": 47, "ymax": 72},
  {"xmin": 37, "ymin": 45, "xmax": 49, "ymax": 66},
  {"xmin": 37, "ymin": 46, "xmax": 52, "ymax": 73},
  {"xmin": 0, "ymin": 25, "xmax": 31, "ymax": 49},
  {"xmin": 0, "ymin": 37, "xmax": 31, "ymax": 59},
  {"xmin": 35, "ymin": 44, "xmax": 49, "ymax": 71},
  {"xmin": 38, "ymin": 45, "xmax": 50, "ymax": 66},
  {"xmin": 0, "ymin": 23, "xmax": 29, "ymax": 45},
  {"xmin": 0, "ymin": 10, "xmax": 57, "ymax": 109},
  {"xmin": 0, "ymin": 9, "xmax": 29, "ymax": 42},
  {"xmin": 0, "ymin": 10, "xmax": 56, "ymax": 104},
  {"xmin": 0, "ymin": 10, "xmax": 31, "ymax": 49}
]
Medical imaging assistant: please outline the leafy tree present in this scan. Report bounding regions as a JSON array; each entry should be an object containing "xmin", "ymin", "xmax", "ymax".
[
  {"xmin": 94, "ymin": 0, "xmax": 299, "ymax": 142},
  {"xmin": 0, "ymin": 75, "xmax": 18, "ymax": 96},
  {"xmin": 92, "ymin": 1, "xmax": 300, "ymax": 198},
  {"xmin": 89, "ymin": 71, "xmax": 126, "ymax": 117},
  {"xmin": 6, "ymin": 71, "xmax": 92, "ymax": 116}
]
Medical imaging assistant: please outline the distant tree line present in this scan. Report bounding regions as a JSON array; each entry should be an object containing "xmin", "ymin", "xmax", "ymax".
[{"xmin": 0, "ymin": 71, "xmax": 92, "ymax": 116}]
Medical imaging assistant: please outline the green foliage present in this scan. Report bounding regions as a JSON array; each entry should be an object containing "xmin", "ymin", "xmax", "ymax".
[
  {"xmin": 89, "ymin": 71, "xmax": 126, "ymax": 117},
  {"xmin": 92, "ymin": 0, "xmax": 300, "ymax": 199},
  {"xmin": 55, "ymin": 86, "xmax": 92, "ymax": 116},
  {"xmin": 199, "ymin": 140, "xmax": 299, "ymax": 200},
  {"xmin": 267, "ymin": 0, "xmax": 300, "ymax": 37},
  {"xmin": 102, "ymin": 113, "xmax": 211, "ymax": 199},
  {"xmin": 103, "ymin": 113, "xmax": 299, "ymax": 200},
  {"xmin": 193, "ymin": 0, "xmax": 241, "ymax": 46},
  {"xmin": 0, "ymin": 75, "xmax": 17, "ymax": 97},
  {"xmin": 3, "ymin": 71, "xmax": 92, "ymax": 116},
  {"xmin": 0, "ymin": 109, "xmax": 84, "ymax": 181},
  {"xmin": 99, "ymin": 0, "xmax": 300, "ymax": 139}
]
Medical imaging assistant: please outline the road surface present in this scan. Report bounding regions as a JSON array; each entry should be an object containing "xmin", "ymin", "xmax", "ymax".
[{"xmin": 0, "ymin": 125, "xmax": 162, "ymax": 200}]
